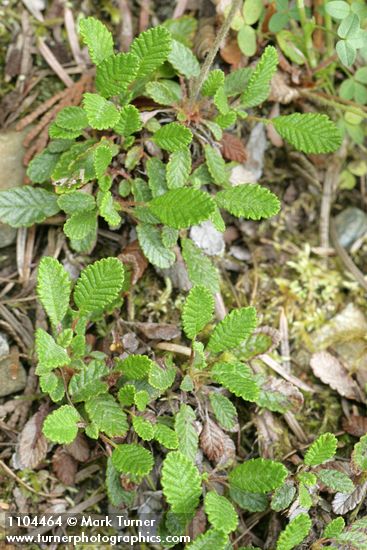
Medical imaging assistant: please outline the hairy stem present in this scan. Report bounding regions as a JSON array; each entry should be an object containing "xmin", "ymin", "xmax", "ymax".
[{"xmin": 189, "ymin": 0, "xmax": 242, "ymax": 105}]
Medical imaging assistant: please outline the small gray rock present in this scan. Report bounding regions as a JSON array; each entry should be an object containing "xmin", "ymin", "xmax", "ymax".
[
  {"xmin": 0, "ymin": 356, "xmax": 27, "ymax": 397},
  {"xmin": 190, "ymin": 220, "xmax": 225, "ymax": 256},
  {"xmin": 0, "ymin": 332, "xmax": 10, "ymax": 358},
  {"xmin": 335, "ymin": 207, "xmax": 367, "ymax": 248}
]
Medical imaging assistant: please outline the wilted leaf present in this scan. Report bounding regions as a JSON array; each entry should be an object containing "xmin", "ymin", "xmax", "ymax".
[
  {"xmin": 119, "ymin": 240, "xmax": 148, "ymax": 285},
  {"xmin": 200, "ymin": 418, "xmax": 235, "ymax": 465},
  {"xmin": 65, "ymin": 433, "xmax": 90, "ymax": 462},
  {"xmin": 332, "ymin": 481, "xmax": 367, "ymax": 515},
  {"xmin": 17, "ymin": 412, "xmax": 48, "ymax": 469},
  {"xmin": 220, "ymin": 133, "xmax": 247, "ymax": 163},
  {"xmin": 310, "ymin": 351, "xmax": 363, "ymax": 402},
  {"xmin": 343, "ymin": 415, "xmax": 367, "ymax": 437},
  {"xmin": 134, "ymin": 322, "xmax": 180, "ymax": 340},
  {"xmin": 52, "ymin": 447, "xmax": 77, "ymax": 486}
]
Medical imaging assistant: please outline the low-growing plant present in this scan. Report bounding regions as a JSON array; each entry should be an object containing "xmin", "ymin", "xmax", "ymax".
[
  {"xmin": 35, "ymin": 256, "xmax": 367, "ymax": 548},
  {"xmin": 0, "ymin": 15, "xmax": 341, "ymax": 278}
]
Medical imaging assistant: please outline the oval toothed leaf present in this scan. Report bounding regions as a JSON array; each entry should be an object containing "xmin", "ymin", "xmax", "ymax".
[
  {"xmin": 73, "ymin": 257, "xmax": 125, "ymax": 314},
  {"xmin": 148, "ymin": 188, "xmax": 215, "ymax": 229},
  {"xmin": 216, "ymin": 184, "xmax": 280, "ymax": 220},
  {"xmin": 182, "ymin": 285, "xmax": 215, "ymax": 339}
]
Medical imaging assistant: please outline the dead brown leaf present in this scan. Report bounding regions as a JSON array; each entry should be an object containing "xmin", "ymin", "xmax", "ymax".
[
  {"xmin": 269, "ymin": 72, "xmax": 300, "ymax": 104},
  {"xmin": 118, "ymin": 240, "xmax": 148, "ymax": 285},
  {"xmin": 220, "ymin": 37, "xmax": 242, "ymax": 66},
  {"xmin": 332, "ymin": 481, "xmax": 367, "ymax": 514},
  {"xmin": 200, "ymin": 418, "xmax": 235, "ymax": 465},
  {"xmin": 134, "ymin": 322, "xmax": 180, "ymax": 341},
  {"xmin": 187, "ymin": 507, "xmax": 207, "ymax": 541},
  {"xmin": 343, "ymin": 415, "xmax": 367, "ymax": 437},
  {"xmin": 310, "ymin": 351, "xmax": 363, "ymax": 402},
  {"xmin": 17, "ymin": 411, "xmax": 48, "ymax": 469},
  {"xmin": 221, "ymin": 133, "xmax": 247, "ymax": 163},
  {"xmin": 65, "ymin": 433, "xmax": 90, "ymax": 463},
  {"xmin": 52, "ymin": 447, "xmax": 77, "ymax": 486}
]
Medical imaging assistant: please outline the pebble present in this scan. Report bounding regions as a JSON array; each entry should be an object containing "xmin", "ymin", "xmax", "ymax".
[
  {"xmin": 334, "ymin": 207, "xmax": 367, "ymax": 248},
  {"xmin": 0, "ymin": 128, "xmax": 28, "ymax": 248},
  {"xmin": 0, "ymin": 356, "xmax": 27, "ymax": 397},
  {"xmin": 0, "ymin": 332, "xmax": 10, "ymax": 358}
]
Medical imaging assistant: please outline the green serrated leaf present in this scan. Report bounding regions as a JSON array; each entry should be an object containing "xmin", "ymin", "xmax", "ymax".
[
  {"xmin": 166, "ymin": 149, "xmax": 191, "ymax": 189},
  {"xmin": 209, "ymin": 393, "xmax": 238, "ymax": 430},
  {"xmin": 94, "ymin": 145, "xmax": 112, "ymax": 181},
  {"xmin": 149, "ymin": 188, "xmax": 215, "ymax": 229},
  {"xmin": 64, "ymin": 210, "xmax": 98, "ymax": 241},
  {"xmin": 148, "ymin": 362, "xmax": 176, "ymax": 391},
  {"xmin": 175, "ymin": 404, "xmax": 198, "ymax": 461},
  {"xmin": 57, "ymin": 191, "xmax": 95, "ymax": 215},
  {"xmin": 208, "ymin": 307, "xmax": 257, "ymax": 353},
  {"xmin": 55, "ymin": 107, "xmax": 88, "ymax": 131},
  {"xmin": 214, "ymin": 86, "xmax": 230, "ymax": 114},
  {"xmin": 37, "ymin": 257, "xmax": 71, "ymax": 327},
  {"xmin": 216, "ymin": 184, "xmax": 280, "ymax": 220},
  {"xmin": 112, "ymin": 443, "xmax": 154, "ymax": 476},
  {"xmin": 241, "ymin": 46, "xmax": 278, "ymax": 108},
  {"xmin": 323, "ymin": 517, "xmax": 345, "ymax": 539},
  {"xmin": 74, "ymin": 257, "xmax": 124, "ymax": 314},
  {"xmin": 202, "ymin": 69, "xmax": 225, "ymax": 97},
  {"xmin": 182, "ymin": 285, "xmax": 214, "ymax": 339},
  {"xmin": 69, "ymin": 360, "xmax": 108, "ymax": 402},
  {"xmin": 79, "ymin": 17, "xmax": 113, "ymax": 65},
  {"xmin": 132, "ymin": 416, "xmax": 155, "ymax": 441},
  {"xmin": 229, "ymin": 458, "xmax": 288, "ymax": 494},
  {"xmin": 27, "ymin": 150, "xmax": 61, "ymax": 184},
  {"xmin": 204, "ymin": 145, "xmax": 228, "ymax": 186},
  {"xmin": 35, "ymin": 328, "xmax": 70, "ymax": 375},
  {"xmin": 99, "ymin": 190, "xmax": 121, "ymax": 227},
  {"xmin": 118, "ymin": 384, "xmax": 136, "ymax": 406},
  {"xmin": 168, "ymin": 38, "xmax": 200, "ymax": 77},
  {"xmin": 96, "ymin": 52, "xmax": 139, "ymax": 97},
  {"xmin": 212, "ymin": 362, "xmax": 259, "ymax": 401},
  {"xmin": 304, "ymin": 433, "xmax": 338, "ymax": 466},
  {"xmin": 85, "ymin": 394, "xmax": 128, "ymax": 437},
  {"xmin": 83, "ymin": 93, "xmax": 119, "ymax": 130},
  {"xmin": 272, "ymin": 113, "xmax": 342, "ymax": 154},
  {"xmin": 42, "ymin": 405, "xmax": 80, "ymax": 444},
  {"xmin": 271, "ymin": 482, "xmax": 296, "ymax": 512},
  {"xmin": 0, "ymin": 187, "xmax": 60, "ymax": 228},
  {"xmin": 317, "ymin": 469, "xmax": 354, "ymax": 494},
  {"xmin": 146, "ymin": 157, "xmax": 168, "ymax": 197},
  {"xmin": 204, "ymin": 491, "xmax": 238, "ymax": 534},
  {"xmin": 276, "ymin": 513, "xmax": 312, "ymax": 550},
  {"xmin": 181, "ymin": 238, "xmax": 220, "ymax": 294},
  {"xmin": 224, "ymin": 67, "xmax": 253, "ymax": 96},
  {"xmin": 131, "ymin": 26, "xmax": 172, "ymax": 78},
  {"xmin": 116, "ymin": 355, "xmax": 153, "ymax": 380},
  {"xmin": 153, "ymin": 122, "xmax": 193, "ymax": 152},
  {"xmin": 114, "ymin": 105, "xmax": 142, "ymax": 137},
  {"xmin": 155, "ymin": 424, "xmax": 179, "ymax": 449},
  {"xmin": 134, "ymin": 389, "xmax": 150, "ymax": 411},
  {"xmin": 161, "ymin": 451, "xmax": 202, "ymax": 514},
  {"xmin": 162, "ymin": 226, "xmax": 179, "ymax": 248},
  {"xmin": 352, "ymin": 434, "xmax": 367, "ymax": 471},
  {"xmin": 137, "ymin": 224, "xmax": 176, "ymax": 268},
  {"xmin": 145, "ymin": 80, "xmax": 182, "ymax": 106}
]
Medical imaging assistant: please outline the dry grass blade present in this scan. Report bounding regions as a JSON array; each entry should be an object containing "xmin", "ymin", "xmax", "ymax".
[
  {"xmin": 37, "ymin": 38, "xmax": 74, "ymax": 87},
  {"xmin": 64, "ymin": 6, "xmax": 86, "ymax": 67}
]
